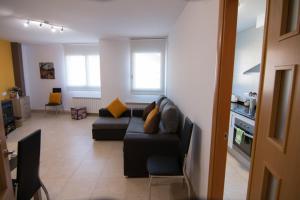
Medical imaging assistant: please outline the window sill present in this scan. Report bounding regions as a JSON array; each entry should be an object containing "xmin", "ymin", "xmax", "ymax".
[
  {"xmin": 68, "ymin": 90, "xmax": 101, "ymax": 99},
  {"xmin": 131, "ymin": 90, "xmax": 165, "ymax": 96}
]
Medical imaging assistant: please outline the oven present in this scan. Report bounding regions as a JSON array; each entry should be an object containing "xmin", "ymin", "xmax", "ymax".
[{"xmin": 233, "ymin": 118, "xmax": 254, "ymax": 157}]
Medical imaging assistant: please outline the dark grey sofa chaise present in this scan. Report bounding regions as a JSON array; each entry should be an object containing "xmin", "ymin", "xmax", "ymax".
[
  {"xmin": 92, "ymin": 109, "xmax": 131, "ymax": 140},
  {"xmin": 92, "ymin": 97, "xmax": 183, "ymax": 177}
]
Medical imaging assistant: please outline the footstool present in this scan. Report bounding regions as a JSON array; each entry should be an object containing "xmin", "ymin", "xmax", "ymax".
[{"xmin": 71, "ymin": 107, "xmax": 87, "ymax": 120}]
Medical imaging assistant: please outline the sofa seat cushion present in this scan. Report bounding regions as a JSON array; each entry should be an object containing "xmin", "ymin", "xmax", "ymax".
[
  {"xmin": 126, "ymin": 117, "xmax": 145, "ymax": 133},
  {"xmin": 93, "ymin": 117, "xmax": 130, "ymax": 130}
]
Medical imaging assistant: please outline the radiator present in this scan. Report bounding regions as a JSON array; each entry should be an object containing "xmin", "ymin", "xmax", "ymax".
[
  {"xmin": 125, "ymin": 102, "xmax": 149, "ymax": 109},
  {"xmin": 72, "ymin": 97, "xmax": 101, "ymax": 114}
]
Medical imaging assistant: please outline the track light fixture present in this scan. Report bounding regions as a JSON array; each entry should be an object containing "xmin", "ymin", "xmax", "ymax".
[{"xmin": 22, "ymin": 19, "xmax": 65, "ymax": 33}]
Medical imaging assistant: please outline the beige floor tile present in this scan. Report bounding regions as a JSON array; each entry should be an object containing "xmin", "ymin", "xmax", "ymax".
[
  {"xmin": 223, "ymin": 153, "xmax": 249, "ymax": 200},
  {"xmin": 7, "ymin": 113, "xmax": 188, "ymax": 200}
]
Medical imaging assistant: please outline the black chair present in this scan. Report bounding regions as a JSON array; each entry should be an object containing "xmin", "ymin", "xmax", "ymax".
[
  {"xmin": 147, "ymin": 117, "xmax": 194, "ymax": 200},
  {"xmin": 45, "ymin": 88, "xmax": 63, "ymax": 114},
  {"xmin": 13, "ymin": 129, "xmax": 50, "ymax": 200}
]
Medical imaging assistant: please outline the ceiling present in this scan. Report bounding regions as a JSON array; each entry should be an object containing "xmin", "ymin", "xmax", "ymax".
[
  {"xmin": 237, "ymin": 0, "xmax": 266, "ymax": 32},
  {"xmin": 0, "ymin": 0, "xmax": 187, "ymax": 43}
]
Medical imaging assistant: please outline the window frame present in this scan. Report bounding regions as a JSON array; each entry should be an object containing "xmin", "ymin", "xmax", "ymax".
[
  {"xmin": 65, "ymin": 54, "xmax": 101, "ymax": 92},
  {"xmin": 130, "ymin": 51, "xmax": 166, "ymax": 95}
]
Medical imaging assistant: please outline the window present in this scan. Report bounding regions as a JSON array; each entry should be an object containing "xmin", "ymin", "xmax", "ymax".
[
  {"xmin": 130, "ymin": 39, "xmax": 166, "ymax": 94},
  {"xmin": 132, "ymin": 52, "xmax": 162, "ymax": 91},
  {"xmin": 65, "ymin": 55, "xmax": 100, "ymax": 90}
]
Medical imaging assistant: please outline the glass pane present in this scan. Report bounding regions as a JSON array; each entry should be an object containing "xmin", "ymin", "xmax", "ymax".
[
  {"xmin": 282, "ymin": 0, "xmax": 299, "ymax": 34},
  {"xmin": 263, "ymin": 168, "xmax": 280, "ymax": 200},
  {"xmin": 66, "ymin": 56, "xmax": 86, "ymax": 87},
  {"xmin": 132, "ymin": 52, "xmax": 161, "ymax": 90},
  {"xmin": 272, "ymin": 69, "xmax": 293, "ymax": 143},
  {"xmin": 87, "ymin": 55, "xmax": 101, "ymax": 87}
]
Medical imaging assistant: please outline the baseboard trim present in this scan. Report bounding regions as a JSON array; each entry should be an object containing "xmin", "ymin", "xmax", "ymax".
[{"xmin": 31, "ymin": 109, "xmax": 98, "ymax": 115}]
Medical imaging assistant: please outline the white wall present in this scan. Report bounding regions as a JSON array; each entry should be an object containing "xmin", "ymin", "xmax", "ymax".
[
  {"xmin": 232, "ymin": 26, "xmax": 263, "ymax": 99},
  {"xmin": 22, "ymin": 40, "xmax": 161, "ymax": 112},
  {"xmin": 22, "ymin": 44, "xmax": 72, "ymax": 110},
  {"xmin": 100, "ymin": 39, "xmax": 130, "ymax": 105},
  {"xmin": 100, "ymin": 38, "xmax": 160, "ymax": 105},
  {"xmin": 167, "ymin": 0, "xmax": 219, "ymax": 198},
  {"xmin": 22, "ymin": 44, "xmax": 101, "ymax": 113}
]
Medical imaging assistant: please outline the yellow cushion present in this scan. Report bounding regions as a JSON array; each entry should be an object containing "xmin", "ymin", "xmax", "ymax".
[
  {"xmin": 144, "ymin": 106, "xmax": 159, "ymax": 131},
  {"xmin": 107, "ymin": 98, "xmax": 128, "ymax": 118},
  {"xmin": 49, "ymin": 93, "xmax": 61, "ymax": 104}
]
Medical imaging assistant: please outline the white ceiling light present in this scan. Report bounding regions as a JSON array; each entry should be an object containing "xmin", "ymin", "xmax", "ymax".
[
  {"xmin": 22, "ymin": 19, "xmax": 65, "ymax": 33},
  {"xmin": 23, "ymin": 20, "xmax": 30, "ymax": 27},
  {"xmin": 51, "ymin": 26, "xmax": 57, "ymax": 33}
]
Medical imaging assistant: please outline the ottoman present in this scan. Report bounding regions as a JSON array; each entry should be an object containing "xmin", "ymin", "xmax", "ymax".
[
  {"xmin": 92, "ymin": 117, "xmax": 130, "ymax": 140},
  {"xmin": 71, "ymin": 107, "xmax": 87, "ymax": 120}
]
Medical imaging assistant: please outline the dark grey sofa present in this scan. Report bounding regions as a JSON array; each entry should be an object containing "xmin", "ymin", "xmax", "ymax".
[
  {"xmin": 92, "ymin": 109, "xmax": 131, "ymax": 140},
  {"xmin": 123, "ymin": 98, "xmax": 182, "ymax": 177},
  {"xmin": 92, "ymin": 97, "xmax": 182, "ymax": 177}
]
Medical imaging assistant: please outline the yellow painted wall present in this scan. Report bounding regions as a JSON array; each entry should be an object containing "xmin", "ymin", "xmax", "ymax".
[{"xmin": 0, "ymin": 40, "xmax": 15, "ymax": 100}]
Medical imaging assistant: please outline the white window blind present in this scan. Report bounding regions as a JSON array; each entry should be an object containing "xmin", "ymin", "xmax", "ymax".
[
  {"xmin": 130, "ymin": 39, "xmax": 166, "ymax": 94},
  {"xmin": 64, "ymin": 44, "xmax": 100, "ymax": 91}
]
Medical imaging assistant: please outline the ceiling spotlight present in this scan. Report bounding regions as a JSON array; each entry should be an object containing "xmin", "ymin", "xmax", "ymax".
[
  {"xmin": 23, "ymin": 20, "xmax": 30, "ymax": 27},
  {"xmin": 51, "ymin": 26, "xmax": 56, "ymax": 33},
  {"xmin": 22, "ymin": 19, "xmax": 65, "ymax": 33}
]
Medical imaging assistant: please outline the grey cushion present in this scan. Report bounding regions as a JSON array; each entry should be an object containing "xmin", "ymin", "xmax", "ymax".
[
  {"xmin": 160, "ymin": 103, "xmax": 179, "ymax": 133},
  {"xmin": 126, "ymin": 117, "xmax": 145, "ymax": 133},
  {"xmin": 156, "ymin": 96, "xmax": 166, "ymax": 107},
  {"xmin": 159, "ymin": 98, "xmax": 169, "ymax": 112},
  {"xmin": 92, "ymin": 117, "xmax": 130, "ymax": 130}
]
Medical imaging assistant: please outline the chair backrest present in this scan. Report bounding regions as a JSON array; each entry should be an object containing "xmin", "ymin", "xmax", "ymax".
[
  {"xmin": 52, "ymin": 88, "xmax": 62, "ymax": 104},
  {"xmin": 16, "ymin": 129, "xmax": 41, "ymax": 200},
  {"xmin": 53, "ymin": 88, "xmax": 61, "ymax": 93},
  {"xmin": 179, "ymin": 117, "xmax": 193, "ymax": 164}
]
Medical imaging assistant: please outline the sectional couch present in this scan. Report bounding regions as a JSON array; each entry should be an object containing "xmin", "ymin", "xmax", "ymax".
[{"xmin": 92, "ymin": 97, "xmax": 182, "ymax": 177}]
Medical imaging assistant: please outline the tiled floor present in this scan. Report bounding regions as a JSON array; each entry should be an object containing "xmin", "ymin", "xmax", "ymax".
[
  {"xmin": 7, "ymin": 112, "xmax": 188, "ymax": 200},
  {"xmin": 223, "ymin": 152, "xmax": 249, "ymax": 200}
]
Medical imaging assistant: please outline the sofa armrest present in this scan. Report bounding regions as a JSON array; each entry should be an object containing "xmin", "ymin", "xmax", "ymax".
[
  {"xmin": 132, "ymin": 108, "xmax": 144, "ymax": 118},
  {"xmin": 99, "ymin": 108, "xmax": 131, "ymax": 117}
]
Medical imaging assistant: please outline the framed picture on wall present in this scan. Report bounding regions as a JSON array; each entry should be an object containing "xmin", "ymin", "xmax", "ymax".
[{"xmin": 39, "ymin": 62, "xmax": 55, "ymax": 79}]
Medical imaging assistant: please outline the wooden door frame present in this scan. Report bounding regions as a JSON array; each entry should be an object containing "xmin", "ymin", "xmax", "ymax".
[
  {"xmin": 207, "ymin": 0, "xmax": 268, "ymax": 198},
  {"xmin": 207, "ymin": 0, "xmax": 239, "ymax": 198}
]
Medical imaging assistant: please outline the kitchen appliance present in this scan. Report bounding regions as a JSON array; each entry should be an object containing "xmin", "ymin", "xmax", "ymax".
[
  {"xmin": 233, "ymin": 118, "xmax": 254, "ymax": 157},
  {"xmin": 231, "ymin": 94, "xmax": 238, "ymax": 103}
]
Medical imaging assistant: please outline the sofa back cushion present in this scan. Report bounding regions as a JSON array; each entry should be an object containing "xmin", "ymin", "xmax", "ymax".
[
  {"xmin": 160, "ymin": 102, "xmax": 179, "ymax": 133},
  {"xmin": 156, "ymin": 95, "xmax": 166, "ymax": 108},
  {"xmin": 159, "ymin": 98, "xmax": 169, "ymax": 112}
]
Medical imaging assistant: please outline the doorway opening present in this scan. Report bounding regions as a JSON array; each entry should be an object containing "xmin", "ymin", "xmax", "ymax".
[{"xmin": 223, "ymin": 0, "xmax": 266, "ymax": 199}]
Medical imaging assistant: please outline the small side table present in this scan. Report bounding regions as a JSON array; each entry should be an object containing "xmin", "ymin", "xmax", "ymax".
[{"xmin": 71, "ymin": 107, "xmax": 87, "ymax": 120}]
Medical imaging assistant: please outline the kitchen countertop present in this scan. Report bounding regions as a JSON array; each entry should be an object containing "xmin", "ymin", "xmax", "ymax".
[{"xmin": 231, "ymin": 102, "xmax": 256, "ymax": 120}]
